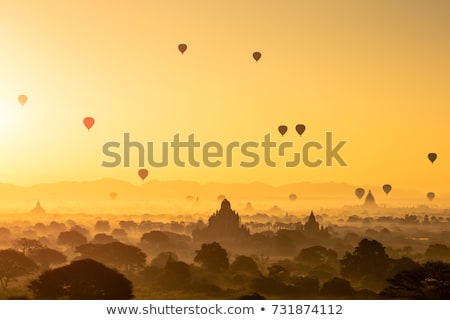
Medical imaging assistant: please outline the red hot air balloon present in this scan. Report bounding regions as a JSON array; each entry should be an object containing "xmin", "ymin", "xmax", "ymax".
[
  {"xmin": 295, "ymin": 124, "xmax": 306, "ymax": 136},
  {"xmin": 382, "ymin": 184, "xmax": 392, "ymax": 195},
  {"xmin": 355, "ymin": 188, "xmax": 365, "ymax": 199},
  {"xmin": 83, "ymin": 117, "xmax": 95, "ymax": 131},
  {"xmin": 138, "ymin": 168, "xmax": 148, "ymax": 181},
  {"xmin": 428, "ymin": 153, "xmax": 437, "ymax": 164},
  {"xmin": 252, "ymin": 51, "xmax": 261, "ymax": 61},
  {"xmin": 18, "ymin": 95, "xmax": 28, "ymax": 107},
  {"xmin": 178, "ymin": 44, "xmax": 187, "ymax": 54},
  {"xmin": 427, "ymin": 192, "xmax": 435, "ymax": 201},
  {"xmin": 278, "ymin": 125, "xmax": 288, "ymax": 136}
]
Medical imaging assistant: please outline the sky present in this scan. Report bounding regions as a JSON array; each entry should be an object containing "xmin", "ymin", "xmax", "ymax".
[{"xmin": 0, "ymin": 0, "xmax": 449, "ymax": 195}]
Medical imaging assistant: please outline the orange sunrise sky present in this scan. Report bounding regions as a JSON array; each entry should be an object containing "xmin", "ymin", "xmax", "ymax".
[{"xmin": 0, "ymin": 0, "xmax": 449, "ymax": 195}]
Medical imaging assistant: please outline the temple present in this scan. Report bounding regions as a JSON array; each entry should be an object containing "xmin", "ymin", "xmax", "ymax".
[
  {"xmin": 364, "ymin": 190, "xmax": 378, "ymax": 207},
  {"xmin": 192, "ymin": 199, "xmax": 250, "ymax": 243},
  {"xmin": 30, "ymin": 201, "xmax": 46, "ymax": 214}
]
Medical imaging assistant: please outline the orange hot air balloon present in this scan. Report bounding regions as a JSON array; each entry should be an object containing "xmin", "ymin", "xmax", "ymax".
[
  {"xmin": 295, "ymin": 124, "xmax": 306, "ymax": 136},
  {"xmin": 138, "ymin": 168, "xmax": 148, "ymax": 181},
  {"xmin": 278, "ymin": 125, "xmax": 288, "ymax": 136},
  {"xmin": 18, "ymin": 95, "xmax": 28, "ymax": 107},
  {"xmin": 83, "ymin": 117, "xmax": 95, "ymax": 131},
  {"xmin": 109, "ymin": 192, "xmax": 117, "ymax": 200},
  {"xmin": 252, "ymin": 51, "xmax": 261, "ymax": 61},
  {"xmin": 289, "ymin": 193, "xmax": 297, "ymax": 201},
  {"xmin": 355, "ymin": 188, "xmax": 365, "ymax": 199},
  {"xmin": 178, "ymin": 43, "xmax": 187, "ymax": 54},
  {"xmin": 427, "ymin": 192, "xmax": 435, "ymax": 201},
  {"xmin": 382, "ymin": 184, "xmax": 392, "ymax": 195},
  {"xmin": 428, "ymin": 153, "xmax": 437, "ymax": 164}
]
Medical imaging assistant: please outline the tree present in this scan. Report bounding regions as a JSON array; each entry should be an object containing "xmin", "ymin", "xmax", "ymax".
[
  {"xmin": 14, "ymin": 238, "xmax": 43, "ymax": 255},
  {"xmin": 340, "ymin": 238, "xmax": 390, "ymax": 282},
  {"xmin": 94, "ymin": 220, "xmax": 111, "ymax": 233},
  {"xmin": 160, "ymin": 261, "xmax": 191, "ymax": 289},
  {"xmin": 194, "ymin": 242, "xmax": 229, "ymax": 272},
  {"xmin": 150, "ymin": 251, "xmax": 178, "ymax": 269},
  {"xmin": 28, "ymin": 259, "xmax": 133, "ymax": 299},
  {"xmin": 320, "ymin": 277, "xmax": 355, "ymax": 298},
  {"xmin": 28, "ymin": 248, "xmax": 67, "ymax": 270},
  {"xmin": 424, "ymin": 244, "xmax": 450, "ymax": 262},
  {"xmin": 295, "ymin": 246, "xmax": 338, "ymax": 268},
  {"xmin": 380, "ymin": 261, "xmax": 450, "ymax": 299},
  {"xmin": 57, "ymin": 230, "xmax": 87, "ymax": 247},
  {"xmin": 75, "ymin": 242, "xmax": 146, "ymax": 272},
  {"xmin": 230, "ymin": 256, "xmax": 260, "ymax": 276},
  {"xmin": 0, "ymin": 249, "xmax": 38, "ymax": 290},
  {"xmin": 140, "ymin": 231, "xmax": 169, "ymax": 250},
  {"xmin": 91, "ymin": 233, "xmax": 118, "ymax": 244}
]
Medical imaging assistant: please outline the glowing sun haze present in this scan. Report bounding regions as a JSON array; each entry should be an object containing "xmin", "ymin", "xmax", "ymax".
[{"xmin": 0, "ymin": 0, "xmax": 449, "ymax": 195}]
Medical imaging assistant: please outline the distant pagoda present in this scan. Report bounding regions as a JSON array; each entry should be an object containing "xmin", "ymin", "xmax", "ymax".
[
  {"xmin": 30, "ymin": 200, "xmax": 46, "ymax": 214},
  {"xmin": 364, "ymin": 190, "xmax": 377, "ymax": 207}
]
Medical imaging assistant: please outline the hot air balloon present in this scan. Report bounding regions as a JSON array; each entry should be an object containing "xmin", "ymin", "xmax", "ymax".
[
  {"xmin": 428, "ymin": 153, "xmax": 437, "ymax": 164},
  {"xmin": 186, "ymin": 195, "xmax": 194, "ymax": 202},
  {"xmin": 217, "ymin": 194, "xmax": 226, "ymax": 202},
  {"xmin": 83, "ymin": 117, "xmax": 95, "ymax": 131},
  {"xmin": 278, "ymin": 125, "xmax": 288, "ymax": 136},
  {"xmin": 382, "ymin": 184, "xmax": 392, "ymax": 195},
  {"xmin": 295, "ymin": 124, "xmax": 306, "ymax": 136},
  {"xmin": 427, "ymin": 192, "xmax": 435, "ymax": 201},
  {"xmin": 138, "ymin": 168, "xmax": 148, "ymax": 181},
  {"xmin": 178, "ymin": 43, "xmax": 187, "ymax": 54},
  {"xmin": 252, "ymin": 51, "xmax": 261, "ymax": 62},
  {"xmin": 355, "ymin": 188, "xmax": 365, "ymax": 200},
  {"xmin": 18, "ymin": 95, "xmax": 28, "ymax": 107},
  {"xmin": 289, "ymin": 193, "xmax": 297, "ymax": 201},
  {"xmin": 109, "ymin": 192, "xmax": 117, "ymax": 200}
]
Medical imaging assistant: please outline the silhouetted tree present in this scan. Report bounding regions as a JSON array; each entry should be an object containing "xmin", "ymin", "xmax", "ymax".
[
  {"xmin": 91, "ymin": 233, "xmax": 118, "ymax": 244},
  {"xmin": 380, "ymin": 261, "xmax": 450, "ymax": 299},
  {"xmin": 111, "ymin": 228, "xmax": 128, "ymax": 241},
  {"xmin": 238, "ymin": 292, "xmax": 266, "ymax": 299},
  {"xmin": 340, "ymin": 238, "xmax": 390, "ymax": 282},
  {"xmin": 57, "ymin": 230, "xmax": 87, "ymax": 247},
  {"xmin": 230, "ymin": 256, "xmax": 260, "ymax": 276},
  {"xmin": 75, "ymin": 242, "xmax": 146, "ymax": 272},
  {"xmin": 194, "ymin": 242, "xmax": 229, "ymax": 272},
  {"xmin": 160, "ymin": 261, "xmax": 190, "ymax": 289},
  {"xmin": 295, "ymin": 246, "xmax": 338, "ymax": 268},
  {"xmin": 320, "ymin": 277, "xmax": 355, "ymax": 298},
  {"xmin": 0, "ymin": 249, "xmax": 38, "ymax": 290},
  {"xmin": 28, "ymin": 259, "xmax": 133, "ymax": 299},
  {"xmin": 150, "ymin": 251, "xmax": 178, "ymax": 269},
  {"xmin": 140, "ymin": 231, "xmax": 170, "ymax": 252},
  {"xmin": 15, "ymin": 238, "xmax": 43, "ymax": 255},
  {"xmin": 28, "ymin": 248, "xmax": 67, "ymax": 270},
  {"xmin": 94, "ymin": 220, "xmax": 111, "ymax": 233},
  {"xmin": 424, "ymin": 244, "xmax": 450, "ymax": 262}
]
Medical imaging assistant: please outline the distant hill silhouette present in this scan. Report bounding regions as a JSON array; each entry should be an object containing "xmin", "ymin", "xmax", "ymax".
[{"xmin": 0, "ymin": 179, "xmax": 443, "ymax": 209}]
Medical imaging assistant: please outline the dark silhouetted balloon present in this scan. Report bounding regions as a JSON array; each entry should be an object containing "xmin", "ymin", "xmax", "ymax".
[
  {"xmin": 382, "ymin": 184, "xmax": 392, "ymax": 195},
  {"xmin": 178, "ymin": 44, "xmax": 187, "ymax": 54},
  {"xmin": 278, "ymin": 125, "xmax": 288, "ymax": 136},
  {"xmin": 109, "ymin": 192, "xmax": 117, "ymax": 200},
  {"xmin": 289, "ymin": 193, "xmax": 297, "ymax": 201},
  {"xmin": 355, "ymin": 188, "xmax": 365, "ymax": 199},
  {"xmin": 252, "ymin": 51, "xmax": 261, "ymax": 62},
  {"xmin": 83, "ymin": 117, "xmax": 95, "ymax": 131},
  {"xmin": 427, "ymin": 192, "xmax": 435, "ymax": 201},
  {"xmin": 138, "ymin": 169, "xmax": 148, "ymax": 181},
  {"xmin": 186, "ymin": 195, "xmax": 194, "ymax": 202},
  {"xmin": 18, "ymin": 95, "xmax": 28, "ymax": 107},
  {"xmin": 295, "ymin": 124, "xmax": 306, "ymax": 136},
  {"xmin": 217, "ymin": 194, "xmax": 226, "ymax": 201},
  {"xmin": 428, "ymin": 153, "xmax": 437, "ymax": 164}
]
